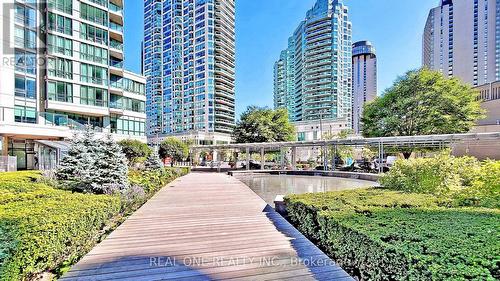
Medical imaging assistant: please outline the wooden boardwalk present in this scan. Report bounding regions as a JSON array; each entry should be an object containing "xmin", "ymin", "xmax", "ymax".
[{"xmin": 62, "ymin": 173, "xmax": 353, "ymax": 281}]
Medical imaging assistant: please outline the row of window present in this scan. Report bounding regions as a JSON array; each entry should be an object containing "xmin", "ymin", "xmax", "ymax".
[{"xmin": 14, "ymin": 107, "xmax": 145, "ymax": 137}]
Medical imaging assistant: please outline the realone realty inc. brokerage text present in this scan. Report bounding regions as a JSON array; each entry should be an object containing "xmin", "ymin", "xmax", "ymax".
[{"xmin": 149, "ymin": 256, "xmax": 336, "ymax": 267}]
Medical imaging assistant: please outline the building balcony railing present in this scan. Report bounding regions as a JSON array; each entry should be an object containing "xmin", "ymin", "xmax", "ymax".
[
  {"xmin": 109, "ymin": 22, "xmax": 123, "ymax": 33},
  {"xmin": 110, "ymin": 59, "xmax": 124, "ymax": 68},
  {"xmin": 110, "ymin": 40, "xmax": 123, "ymax": 51},
  {"xmin": 109, "ymin": 2, "xmax": 123, "ymax": 14}
]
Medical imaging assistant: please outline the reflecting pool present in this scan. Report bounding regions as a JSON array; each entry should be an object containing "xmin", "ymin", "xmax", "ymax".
[{"xmin": 236, "ymin": 174, "xmax": 376, "ymax": 205}]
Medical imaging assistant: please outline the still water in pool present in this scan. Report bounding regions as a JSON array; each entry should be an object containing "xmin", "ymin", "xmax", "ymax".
[{"xmin": 236, "ymin": 174, "xmax": 376, "ymax": 205}]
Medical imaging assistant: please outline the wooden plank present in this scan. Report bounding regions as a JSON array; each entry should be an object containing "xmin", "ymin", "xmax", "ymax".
[{"xmin": 62, "ymin": 173, "xmax": 352, "ymax": 281}]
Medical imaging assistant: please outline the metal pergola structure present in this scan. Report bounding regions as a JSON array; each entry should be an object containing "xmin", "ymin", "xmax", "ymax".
[{"xmin": 190, "ymin": 132, "xmax": 500, "ymax": 173}]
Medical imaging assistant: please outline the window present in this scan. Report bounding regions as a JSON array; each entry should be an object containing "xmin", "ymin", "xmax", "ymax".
[
  {"xmin": 47, "ymin": 57, "xmax": 72, "ymax": 79},
  {"xmin": 48, "ymin": 0, "xmax": 72, "ymax": 14},
  {"xmin": 13, "ymin": 19, "xmax": 36, "ymax": 48},
  {"xmin": 14, "ymin": 49, "xmax": 36, "ymax": 75},
  {"xmin": 80, "ymin": 23, "xmax": 108, "ymax": 45},
  {"xmin": 80, "ymin": 86, "xmax": 108, "ymax": 107},
  {"xmin": 15, "ymin": 76, "xmax": 36, "ymax": 99},
  {"xmin": 80, "ymin": 43, "xmax": 108, "ymax": 64},
  {"xmin": 80, "ymin": 63, "xmax": 108, "ymax": 85},
  {"xmin": 47, "ymin": 34, "xmax": 72, "ymax": 56},
  {"xmin": 47, "ymin": 81, "xmax": 72, "ymax": 102},
  {"xmin": 14, "ymin": 106, "xmax": 37, "ymax": 123},
  {"xmin": 48, "ymin": 13, "xmax": 72, "ymax": 35},
  {"xmin": 15, "ymin": 3, "xmax": 36, "ymax": 27},
  {"xmin": 111, "ymin": 115, "xmax": 145, "ymax": 136},
  {"xmin": 297, "ymin": 132, "xmax": 306, "ymax": 141},
  {"xmin": 80, "ymin": 3, "xmax": 108, "ymax": 26}
]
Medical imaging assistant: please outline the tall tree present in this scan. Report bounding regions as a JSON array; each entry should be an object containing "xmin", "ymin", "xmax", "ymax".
[
  {"xmin": 233, "ymin": 106, "xmax": 296, "ymax": 143},
  {"xmin": 362, "ymin": 68, "xmax": 485, "ymax": 158},
  {"xmin": 159, "ymin": 137, "xmax": 189, "ymax": 164}
]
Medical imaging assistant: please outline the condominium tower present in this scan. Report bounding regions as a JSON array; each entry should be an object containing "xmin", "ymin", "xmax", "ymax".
[
  {"xmin": 0, "ymin": 0, "xmax": 147, "ymax": 170},
  {"xmin": 352, "ymin": 40, "xmax": 377, "ymax": 134},
  {"xmin": 274, "ymin": 0, "xmax": 352, "ymax": 124},
  {"xmin": 143, "ymin": 0, "xmax": 236, "ymax": 145},
  {"xmin": 423, "ymin": 0, "xmax": 500, "ymax": 86}
]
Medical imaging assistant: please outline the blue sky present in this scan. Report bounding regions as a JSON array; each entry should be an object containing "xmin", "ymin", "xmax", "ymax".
[{"xmin": 124, "ymin": 0, "xmax": 438, "ymax": 116}]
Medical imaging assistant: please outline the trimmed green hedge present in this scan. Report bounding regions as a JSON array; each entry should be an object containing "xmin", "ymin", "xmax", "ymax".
[
  {"xmin": 0, "ymin": 168, "xmax": 189, "ymax": 280},
  {"xmin": 285, "ymin": 189, "xmax": 500, "ymax": 280}
]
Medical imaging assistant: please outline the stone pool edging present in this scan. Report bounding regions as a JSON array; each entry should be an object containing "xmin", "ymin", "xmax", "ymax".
[{"xmin": 228, "ymin": 170, "xmax": 381, "ymax": 182}]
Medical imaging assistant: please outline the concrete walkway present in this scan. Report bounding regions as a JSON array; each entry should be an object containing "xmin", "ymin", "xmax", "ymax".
[{"xmin": 62, "ymin": 173, "xmax": 353, "ymax": 281}]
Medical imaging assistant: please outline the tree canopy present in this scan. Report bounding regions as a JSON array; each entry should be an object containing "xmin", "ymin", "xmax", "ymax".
[
  {"xmin": 233, "ymin": 106, "xmax": 296, "ymax": 143},
  {"xmin": 362, "ymin": 68, "xmax": 485, "ymax": 138},
  {"xmin": 159, "ymin": 137, "xmax": 189, "ymax": 162},
  {"xmin": 117, "ymin": 139, "xmax": 151, "ymax": 164}
]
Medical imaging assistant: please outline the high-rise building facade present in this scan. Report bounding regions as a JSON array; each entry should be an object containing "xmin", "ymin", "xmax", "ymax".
[
  {"xmin": 352, "ymin": 40, "xmax": 377, "ymax": 134},
  {"xmin": 0, "ymin": 0, "xmax": 147, "ymax": 170},
  {"xmin": 273, "ymin": 0, "xmax": 352, "ymax": 124},
  {"xmin": 143, "ymin": 0, "xmax": 235, "ymax": 145},
  {"xmin": 423, "ymin": 0, "xmax": 500, "ymax": 86}
]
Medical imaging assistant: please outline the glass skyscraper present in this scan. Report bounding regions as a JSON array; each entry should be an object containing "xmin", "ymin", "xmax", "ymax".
[
  {"xmin": 274, "ymin": 0, "xmax": 352, "ymax": 124},
  {"xmin": 143, "ymin": 0, "xmax": 235, "ymax": 145}
]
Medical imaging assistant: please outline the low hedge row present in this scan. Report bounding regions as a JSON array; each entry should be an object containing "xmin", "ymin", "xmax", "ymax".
[
  {"xmin": 0, "ymin": 168, "xmax": 189, "ymax": 280},
  {"xmin": 285, "ymin": 189, "xmax": 500, "ymax": 280}
]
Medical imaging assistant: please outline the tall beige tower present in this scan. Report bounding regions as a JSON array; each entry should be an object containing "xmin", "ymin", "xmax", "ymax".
[
  {"xmin": 352, "ymin": 41, "xmax": 377, "ymax": 134},
  {"xmin": 423, "ymin": 0, "xmax": 500, "ymax": 86}
]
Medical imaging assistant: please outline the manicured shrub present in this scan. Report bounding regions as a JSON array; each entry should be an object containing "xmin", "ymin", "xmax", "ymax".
[
  {"xmin": 379, "ymin": 151, "xmax": 481, "ymax": 195},
  {"xmin": 0, "ymin": 172, "xmax": 120, "ymax": 280},
  {"xmin": 285, "ymin": 189, "xmax": 500, "ymax": 281},
  {"xmin": 0, "ymin": 167, "xmax": 189, "ymax": 280}
]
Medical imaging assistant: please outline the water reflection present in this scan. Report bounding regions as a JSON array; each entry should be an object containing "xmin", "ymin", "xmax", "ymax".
[{"xmin": 237, "ymin": 174, "xmax": 376, "ymax": 205}]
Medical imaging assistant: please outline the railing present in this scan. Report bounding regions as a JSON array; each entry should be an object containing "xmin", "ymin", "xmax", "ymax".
[
  {"xmin": 110, "ymin": 59, "xmax": 124, "ymax": 68},
  {"xmin": 109, "ymin": 22, "xmax": 123, "ymax": 33},
  {"xmin": 80, "ymin": 75, "xmax": 108, "ymax": 86},
  {"xmin": 40, "ymin": 112, "xmax": 69, "ymax": 126},
  {"xmin": 109, "ymin": 2, "xmax": 123, "ymax": 14},
  {"xmin": 80, "ymin": 98, "xmax": 108, "ymax": 107},
  {"xmin": 0, "ymin": 156, "xmax": 17, "ymax": 172},
  {"xmin": 110, "ymin": 40, "xmax": 123, "ymax": 50}
]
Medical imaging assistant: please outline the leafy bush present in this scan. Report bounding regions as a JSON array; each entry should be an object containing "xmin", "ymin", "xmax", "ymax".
[
  {"xmin": 285, "ymin": 190, "xmax": 500, "ymax": 281},
  {"xmin": 0, "ymin": 171, "xmax": 120, "ymax": 280},
  {"xmin": 379, "ymin": 152, "xmax": 481, "ymax": 195},
  {"xmin": 450, "ymin": 160, "xmax": 500, "ymax": 208}
]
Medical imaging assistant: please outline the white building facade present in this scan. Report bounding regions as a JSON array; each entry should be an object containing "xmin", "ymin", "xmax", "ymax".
[
  {"xmin": 0, "ymin": 0, "xmax": 146, "ymax": 170},
  {"xmin": 423, "ymin": 0, "xmax": 500, "ymax": 86},
  {"xmin": 352, "ymin": 41, "xmax": 377, "ymax": 134}
]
